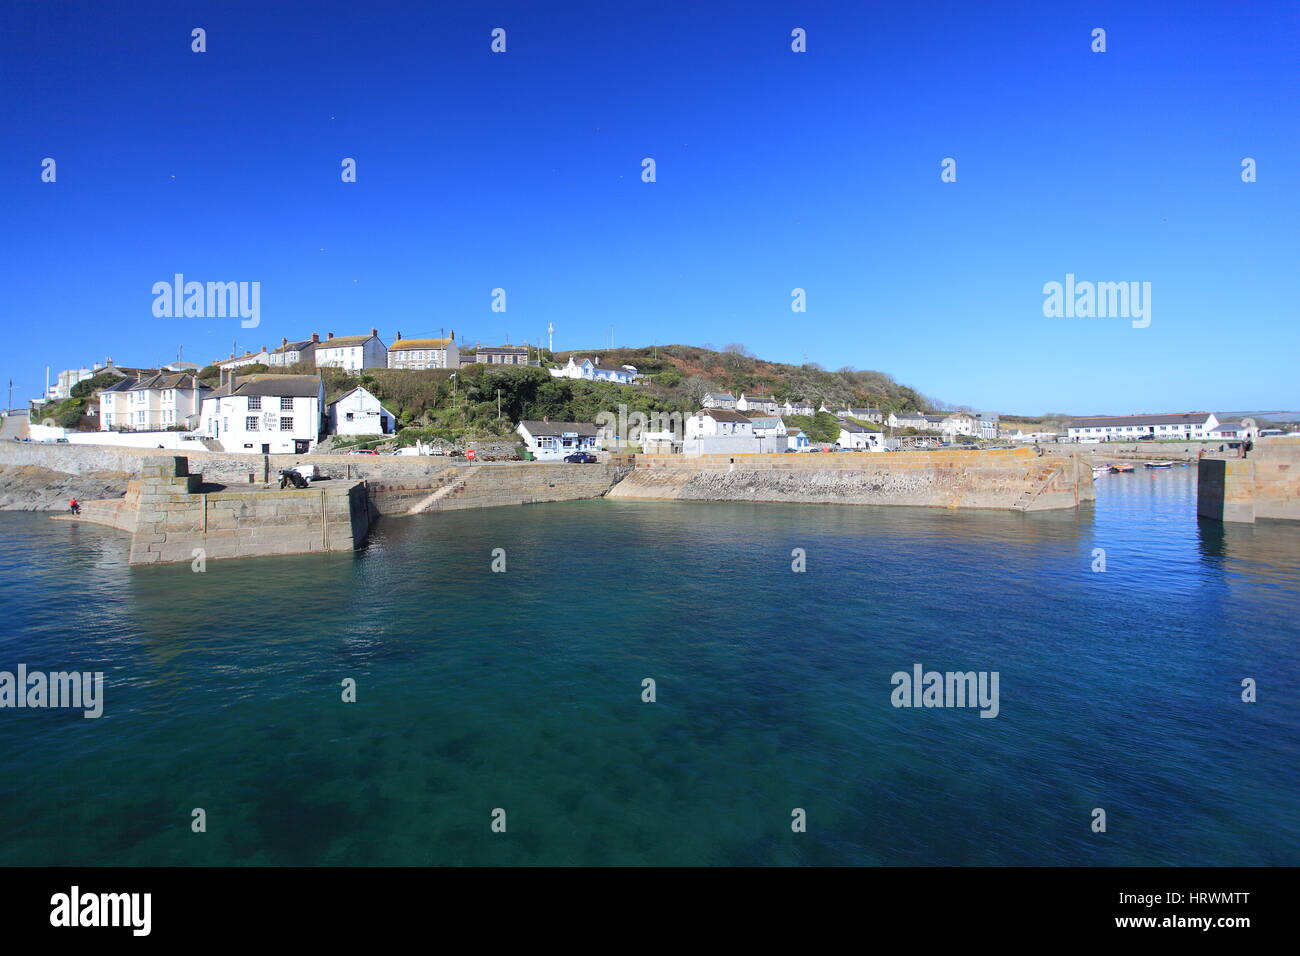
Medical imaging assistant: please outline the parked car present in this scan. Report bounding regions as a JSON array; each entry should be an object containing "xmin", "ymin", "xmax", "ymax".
[
  {"xmin": 564, "ymin": 452, "xmax": 597, "ymax": 463},
  {"xmin": 346, "ymin": 449, "xmax": 378, "ymax": 455}
]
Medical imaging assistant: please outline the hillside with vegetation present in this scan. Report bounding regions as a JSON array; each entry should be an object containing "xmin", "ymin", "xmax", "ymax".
[
  {"xmin": 248, "ymin": 344, "xmax": 934, "ymax": 446},
  {"xmin": 272, "ymin": 344, "xmax": 935, "ymax": 445}
]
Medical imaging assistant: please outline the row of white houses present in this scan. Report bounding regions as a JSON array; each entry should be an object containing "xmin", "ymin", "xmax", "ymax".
[
  {"xmin": 214, "ymin": 331, "xmax": 643, "ymax": 381},
  {"xmin": 88, "ymin": 368, "xmax": 400, "ymax": 454},
  {"xmin": 701, "ymin": 394, "xmax": 999, "ymax": 440},
  {"xmin": 1064, "ymin": 412, "xmax": 1255, "ymax": 442},
  {"xmin": 215, "ymin": 331, "xmax": 511, "ymax": 373}
]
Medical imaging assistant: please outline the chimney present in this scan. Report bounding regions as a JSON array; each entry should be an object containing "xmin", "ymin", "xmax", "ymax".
[
  {"xmin": 450, "ymin": 329, "xmax": 454, "ymax": 340},
  {"xmin": 311, "ymin": 332, "xmax": 320, "ymax": 343},
  {"xmin": 370, "ymin": 327, "xmax": 377, "ymax": 337},
  {"xmin": 395, "ymin": 331, "xmax": 402, "ymax": 341},
  {"xmin": 328, "ymin": 332, "xmax": 334, "ymax": 340}
]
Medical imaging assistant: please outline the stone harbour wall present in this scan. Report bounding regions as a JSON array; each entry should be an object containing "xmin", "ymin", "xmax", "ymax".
[
  {"xmin": 125, "ymin": 457, "xmax": 370, "ymax": 565},
  {"xmin": 1198, "ymin": 440, "xmax": 1300, "ymax": 522},
  {"xmin": 608, "ymin": 448, "xmax": 1094, "ymax": 512}
]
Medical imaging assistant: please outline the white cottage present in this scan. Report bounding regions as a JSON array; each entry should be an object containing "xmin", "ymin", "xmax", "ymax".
[
  {"xmin": 328, "ymin": 386, "xmax": 397, "ymax": 436},
  {"xmin": 516, "ymin": 420, "xmax": 602, "ymax": 460},
  {"xmin": 838, "ymin": 420, "xmax": 895, "ymax": 451},
  {"xmin": 684, "ymin": 409, "xmax": 769, "ymax": 455},
  {"xmin": 548, "ymin": 356, "xmax": 636, "ymax": 384},
  {"xmin": 199, "ymin": 374, "xmax": 325, "ymax": 454}
]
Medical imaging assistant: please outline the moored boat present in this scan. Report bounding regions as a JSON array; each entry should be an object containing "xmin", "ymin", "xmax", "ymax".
[
  {"xmin": 1144, "ymin": 460, "xmax": 1174, "ymax": 468},
  {"xmin": 1109, "ymin": 463, "xmax": 1135, "ymax": 473}
]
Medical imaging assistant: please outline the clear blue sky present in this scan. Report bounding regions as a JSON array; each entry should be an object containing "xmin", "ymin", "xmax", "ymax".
[{"xmin": 2, "ymin": 0, "xmax": 1296, "ymax": 415}]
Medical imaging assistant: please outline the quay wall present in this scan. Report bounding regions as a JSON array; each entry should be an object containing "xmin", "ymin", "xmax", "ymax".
[
  {"xmin": 1198, "ymin": 440, "xmax": 1300, "ymax": 522},
  {"xmin": 0, "ymin": 443, "xmax": 630, "ymax": 508},
  {"xmin": 608, "ymin": 448, "xmax": 1094, "ymax": 512},
  {"xmin": 126, "ymin": 458, "xmax": 370, "ymax": 565},
  {"xmin": 368, "ymin": 461, "xmax": 632, "ymax": 515}
]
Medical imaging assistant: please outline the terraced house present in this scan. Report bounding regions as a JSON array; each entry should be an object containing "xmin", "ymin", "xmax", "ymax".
[
  {"xmin": 98, "ymin": 373, "xmax": 210, "ymax": 432},
  {"xmin": 387, "ymin": 332, "xmax": 459, "ymax": 370},
  {"xmin": 313, "ymin": 329, "xmax": 388, "ymax": 371},
  {"xmin": 267, "ymin": 334, "xmax": 320, "ymax": 367}
]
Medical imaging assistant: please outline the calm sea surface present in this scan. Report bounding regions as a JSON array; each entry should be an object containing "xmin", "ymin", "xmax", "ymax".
[{"xmin": 0, "ymin": 467, "xmax": 1296, "ymax": 865}]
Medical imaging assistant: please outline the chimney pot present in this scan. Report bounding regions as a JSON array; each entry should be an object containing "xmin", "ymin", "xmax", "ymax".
[
  {"xmin": 396, "ymin": 331, "xmax": 401, "ymax": 341},
  {"xmin": 311, "ymin": 332, "xmax": 320, "ymax": 343},
  {"xmin": 370, "ymin": 327, "xmax": 377, "ymax": 337},
  {"xmin": 328, "ymin": 332, "xmax": 334, "ymax": 339}
]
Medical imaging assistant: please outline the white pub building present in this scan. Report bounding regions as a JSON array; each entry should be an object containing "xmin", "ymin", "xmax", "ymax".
[{"xmin": 199, "ymin": 374, "xmax": 325, "ymax": 454}]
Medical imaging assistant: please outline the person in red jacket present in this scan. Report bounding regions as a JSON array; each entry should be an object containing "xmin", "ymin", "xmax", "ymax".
[{"xmin": 68, "ymin": 498, "xmax": 80, "ymax": 515}]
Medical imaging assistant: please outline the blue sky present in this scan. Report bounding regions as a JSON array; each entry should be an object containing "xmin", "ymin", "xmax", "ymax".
[{"xmin": 2, "ymin": 0, "xmax": 1296, "ymax": 414}]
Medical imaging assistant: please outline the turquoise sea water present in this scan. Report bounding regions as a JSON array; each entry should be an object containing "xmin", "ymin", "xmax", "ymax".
[{"xmin": 0, "ymin": 467, "xmax": 1296, "ymax": 866}]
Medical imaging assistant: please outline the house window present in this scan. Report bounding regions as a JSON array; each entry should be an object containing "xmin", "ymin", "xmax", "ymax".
[
  {"xmin": 280, "ymin": 417, "xmax": 294, "ymax": 431},
  {"xmin": 246, "ymin": 416, "xmax": 259, "ymax": 430},
  {"xmin": 346, "ymin": 412, "xmax": 354, "ymax": 421},
  {"xmin": 248, "ymin": 396, "xmax": 262, "ymax": 410},
  {"xmin": 280, "ymin": 396, "xmax": 293, "ymax": 410}
]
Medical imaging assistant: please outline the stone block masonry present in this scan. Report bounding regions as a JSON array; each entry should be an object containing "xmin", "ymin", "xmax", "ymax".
[
  {"xmin": 125, "ymin": 457, "xmax": 370, "ymax": 565},
  {"xmin": 1198, "ymin": 439, "xmax": 1300, "ymax": 523},
  {"xmin": 608, "ymin": 448, "xmax": 1095, "ymax": 512}
]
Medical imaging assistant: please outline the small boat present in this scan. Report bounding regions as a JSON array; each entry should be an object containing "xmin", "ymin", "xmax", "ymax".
[
  {"xmin": 1109, "ymin": 463, "xmax": 1135, "ymax": 473},
  {"xmin": 1144, "ymin": 460, "xmax": 1174, "ymax": 469},
  {"xmin": 1092, "ymin": 465, "xmax": 1109, "ymax": 479}
]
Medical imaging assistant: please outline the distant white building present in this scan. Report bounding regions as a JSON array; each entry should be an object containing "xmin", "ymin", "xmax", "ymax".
[
  {"xmin": 747, "ymin": 416, "xmax": 789, "ymax": 452},
  {"xmin": 388, "ymin": 332, "xmax": 459, "ymax": 370},
  {"xmin": 842, "ymin": 407, "xmax": 883, "ymax": 424},
  {"xmin": 887, "ymin": 411, "xmax": 928, "ymax": 430},
  {"xmin": 475, "ymin": 345, "xmax": 531, "ymax": 366},
  {"xmin": 1007, "ymin": 430, "xmax": 1060, "ymax": 443},
  {"xmin": 548, "ymin": 356, "xmax": 636, "ymax": 384},
  {"xmin": 1208, "ymin": 421, "xmax": 1251, "ymax": 441},
  {"xmin": 736, "ymin": 393, "xmax": 779, "ymax": 415},
  {"xmin": 199, "ymin": 374, "xmax": 325, "ymax": 454},
  {"xmin": 212, "ymin": 348, "xmax": 271, "ymax": 371},
  {"xmin": 1067, "ymin": 412, "xmax": 1218, "ymax": 442},
  {"xmin": 327, "ymin": 386, "xmax": 397, "ymax": 436},
  {"xmin": 516, "ymin": 420, "xmax": 602, "ymax": 460},
  {"xmin": 702, "ymin": 392, "xmax": 737, "ymax": 409},
  {"xmin": 973, "ymin": 411, "xmax": 999, "ymax": 440},
  {"xmin": 941, "ymin": 412, "xmax": 976, "ymax": 439},
  {"xmin": 782, "ymin": 400, "xmax": 815, "ymax": 416},
  {"xmin": 268, "ymin": 335, "xmax": 319, "ymax": 368},
  {"xmin": 99, "ymin": 372, "xmax": 210, "ymax": 432},
  {"xmin": 785, "ymin": 424, "xmax": 810, "ymax": 451},
  {"xmin": 313, "ymin": 329, "xmax": 388, "ymax": 371},
  {"xmin": 838, "ymin": 420, "xmax": 896, "ymax": 451},
  {"xmin": 683, "ymin": 409, "xmax": 776, "ymax": 454}
]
